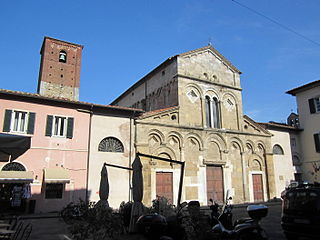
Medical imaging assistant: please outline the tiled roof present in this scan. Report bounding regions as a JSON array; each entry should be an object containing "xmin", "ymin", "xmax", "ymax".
[
  {"xmin": 0, "ymin": 88, "xmax": 144, "ymax": 113},
  {"xmin": 258, "ymin": 121, "xmax": 301, "ymax": 131},
  {"xmin": 286, "ymin": 80, "xmax": 320, "ymax": 96},
  {"xmin": 139, "ymin": 106, "xmax": 179, "ymax": 119},
  {"xmin": 243, "ymin": 115, "xmax": 271, "ymax": 135}
]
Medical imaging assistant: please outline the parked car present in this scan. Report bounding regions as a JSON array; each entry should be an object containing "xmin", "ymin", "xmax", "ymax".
[{"xmin": 281, "ymin": 182, "xmax": 320, "ymax": 239}]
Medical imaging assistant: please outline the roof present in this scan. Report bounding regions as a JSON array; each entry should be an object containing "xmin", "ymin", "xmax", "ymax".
[
  {"xmin": 286, "ymin": 80, "xmax": 320, "ymax": 96},
  {"xmin": 258, "ymin": 121, "xmax": 301, "ymax": 131},
  {"xmin": 243, "ymin": 115, "xmax": 271, "ymax": 135},
  {"xmin": 0, "ymin": 88, "xmax": 144, "ymax": 115},
  {"xmin": 41, "ymin": 36, "xmax": 84, "ymax": 51},
  {"xmin": 139, "ymin": 106, "xmax": 179, "ymax": 119},
  {"xmin": 111, "ymin": 45, "xmax": 240, "ymax": 105}
]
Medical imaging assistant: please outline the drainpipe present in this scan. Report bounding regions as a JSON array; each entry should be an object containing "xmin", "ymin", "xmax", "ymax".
[
  {"xmin": 128, "ymin": 114, "xmax": 133, "ymax": 201},
  {"xmin": 84, "ymin": 105, "xmax": 93, "ymax": 204}
]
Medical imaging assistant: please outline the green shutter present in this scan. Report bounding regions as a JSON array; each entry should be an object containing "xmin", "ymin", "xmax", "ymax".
[
  {"xmin": 45, "ymin": 115, "xmax": 53, "ymax": 136},
  {"xmin": 3, "ymin": 109, "xmax": 12, "ymax": 132},
  {"xmin": 314, "ymin": 133, "xmax": 320, "ymax": 153},
  {"xmin": 27, "ymin": 112, "xmax": 36, "ymax": 134},
  {"xmin": 309, "ymin": 98, "xmax": 316, "ymax": 114},
  {"xmin": 66, "ymin": 117, "xmax": 74, "ymax": 139}
]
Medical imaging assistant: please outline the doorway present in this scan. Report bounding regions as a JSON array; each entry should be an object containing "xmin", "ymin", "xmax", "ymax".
[
  {"xmin": 156, "ymin": 172, "xmax": 173, "ymax": 204},
  {"xmin": 252, "ymin": 174, "xmax": 264, "ymax": 202},
  {"xmin": 206, "ymin": 165, "xmax": 224, "ymax": 204}
]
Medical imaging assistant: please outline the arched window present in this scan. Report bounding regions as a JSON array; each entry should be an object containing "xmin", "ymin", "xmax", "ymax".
[
  {"xmin": 2, "ymin": 162, "xmax": 26, "ymax": 171},
  {"xmin": 205, "ymin": 96, "xmax": 212, "ymax": 127},
  {"xmin": 98, "ymin": 137, "xmax": 124, "ymax": 153},
  {"xmin": 205, "ymin": 96, "xmax": 220, "ymax": 128},
  {"xmin": 59, "ymin": 50, "xmax": 67, "ymax": 63},
  {"xmin": 273, "ymin": 144, "xmax": 284, "ymax": 155}
]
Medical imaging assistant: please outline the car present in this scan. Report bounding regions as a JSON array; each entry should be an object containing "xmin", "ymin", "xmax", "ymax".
[{"xmin": 281, "ymin": 182, "xmax": 320, "ymax": 239}]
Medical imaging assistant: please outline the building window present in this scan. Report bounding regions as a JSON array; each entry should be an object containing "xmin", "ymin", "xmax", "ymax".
[
  {"xmin": 273, "ymin": 144, "xmax": 284, "ymax": 155},
  {"xmin": 59, "ymin": 51, "xmax": 67, "ymax": 63},
  {"xmin": 314, "ymin": 133, "xmax": 320, "ymax": 153},
  {"xmin": 308, "ymin": 97, "xmax": 320, "ymax": 114},
  {"xmin": 2, "ymin": 162, "xmax": 26, "ymax": 171},
  {"xmin": 205, "ymin": 96, "xmax": 220, "ymax": 128},
  {"xmin": 2, "ymin": 109, "xmax": 35, "ymax": 134},
  {"xmin": 45, "ymin": 115, "xmax": 74, "ymax": 138},
  {"xmin": 45, "ymin": 183, "xmax": 63, "ymax": 199},
  {"xmin": 98, "ymin": 137, "xmax": 124, "ymax": 152}
]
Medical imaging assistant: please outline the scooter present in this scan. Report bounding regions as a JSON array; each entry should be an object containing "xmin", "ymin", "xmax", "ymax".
[
  {"xmin": 208, "ymin": 193, "xmax": 269, "ymax": 240},
  {"xmin": 137, "ymin": 202, "xmax": 189, "ymax": 240}
]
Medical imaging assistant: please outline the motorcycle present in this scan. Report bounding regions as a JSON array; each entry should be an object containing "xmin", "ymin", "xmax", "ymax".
[
  {"xmin": 137, "ymin": 201, "xmax": 189, "ymax": 240},
  {"xmin": 208, "ymin": 193, "xmax": 269, "ymax": 240}
]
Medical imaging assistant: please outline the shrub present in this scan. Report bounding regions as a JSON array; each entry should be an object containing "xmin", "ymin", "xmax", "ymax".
[{"xmin": 62, "ymin": 201, "xmax": 124, "ymax": 240}]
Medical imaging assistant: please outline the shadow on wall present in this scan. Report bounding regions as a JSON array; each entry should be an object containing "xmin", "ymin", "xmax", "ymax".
[{"xmin": 0, "ymin": 187, "xmax": 91, "ymax": 215}]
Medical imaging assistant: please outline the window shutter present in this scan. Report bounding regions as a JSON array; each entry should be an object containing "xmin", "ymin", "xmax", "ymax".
[
  {"xmin": 66, "ymin": 117, "xmax": 74, "ymax": 139},
  {"xmin": 27, "ymin": 112, "xmax": 36, "ymax": 134},
  {"xmin": 45, "ymin": 115, "xmax": 53, "ymax": 136},
  {"xmin": 3, "ymin": 109, "xmax": 12, "ymax": 132},
  {"xmin": 309, "ymin": 98, "xmax": 316, "ymax": 114},
  {"xmin": 314, "ymin": 133, "xmax": 320, "ymax": 153}
]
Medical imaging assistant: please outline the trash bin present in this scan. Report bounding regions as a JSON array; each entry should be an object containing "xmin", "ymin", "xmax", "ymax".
[{"xmin": 28, "ymin": 200, "xmax": 36, "ymax": 214}]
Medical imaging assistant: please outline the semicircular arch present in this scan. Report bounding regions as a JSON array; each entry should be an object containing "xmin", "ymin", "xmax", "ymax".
[
  {"xmin": 148, "ymin": 129, "xmax": 165, "ymax": 144},
  {"xmin": 205, "ymin": 133, "xmax": 227, "ymax": 151},
  {"xmin": 186, "ymin": 133, "xmax": 203, "ymax": 150},
  {"xmin": 229, "ymin": 137, "xmax": 244, "ymax": 152},
  {"xmin": 167, "ymin": 131, "xmax": 183, "ymax": 148},
  {"xmin": 185, "ymin": 83, "xmax": 203, "ymax": 99},
  {"xmin": 204, "ymin": 89, "xmax": 219, "ymax": 100}
]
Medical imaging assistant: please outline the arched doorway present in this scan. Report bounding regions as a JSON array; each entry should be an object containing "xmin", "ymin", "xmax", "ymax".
[{"xmin": 0, "ymin": 162, "xmax": 31, "ymax": 213}]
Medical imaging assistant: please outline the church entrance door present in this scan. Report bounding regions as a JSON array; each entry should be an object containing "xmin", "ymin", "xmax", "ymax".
[
  {"xmin": 206, "ymin": 166, "xmax": 224, "ymax": 204},
  {"xmin": 156, "ymin": 172, "xmax": 173, "ymax": 204},
  {"xmin": 252, "ymin": 174, "xmax": 264, "ymax": 202}
]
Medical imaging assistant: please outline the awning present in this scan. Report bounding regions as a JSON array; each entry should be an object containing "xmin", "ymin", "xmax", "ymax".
[
  {"xmin": 0, "ymin": 133, "xmax": 31, "ymax": 160},
  {"xmin": 0, "ymin": 170, "xmax": 33, "ymax": 183},
  {"xmin": 44, "ymin": 168, "xmax": 70, "ymax": 183}
]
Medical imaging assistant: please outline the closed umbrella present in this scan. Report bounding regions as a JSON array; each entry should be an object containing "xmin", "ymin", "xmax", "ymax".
[
  {"xmin": 96, "ymin": 163, "xmax": 109, "ymax": 208},
  {"xmin": 129, "ymin": 155, "xmax": 145, "ymax": 232}
]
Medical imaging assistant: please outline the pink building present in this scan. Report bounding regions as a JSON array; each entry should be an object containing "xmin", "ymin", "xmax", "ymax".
[
  {"xmin": 0, "ymin": 37, "xmax": 143, "ymax": 213},
  {"xmin": 0, "ymin": 89, "xmax": 91, "ymax": 213}
]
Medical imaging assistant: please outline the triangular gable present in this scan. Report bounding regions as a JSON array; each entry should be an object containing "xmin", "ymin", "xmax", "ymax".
[
  {"xmin": 177, "ymin": 45, "xmax": 241, "ymax": 74},
  {"xmin": 243, "ymin": 115, "xmax": 271, "ymax": 136}
]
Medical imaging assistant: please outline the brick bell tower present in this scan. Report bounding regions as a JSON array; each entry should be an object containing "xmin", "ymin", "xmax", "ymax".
[{"xmin": 37, "ymin": 36, "xmax": 84, "ymax": 101}]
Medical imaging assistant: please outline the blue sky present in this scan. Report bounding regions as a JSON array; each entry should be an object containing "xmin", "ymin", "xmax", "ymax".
[{"xmin": 1, "ymin": 0, "xmax": 319, "ymax": 123}]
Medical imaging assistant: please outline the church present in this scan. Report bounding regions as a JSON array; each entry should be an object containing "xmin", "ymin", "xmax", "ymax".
[
  {"xmin": 111, "ymin": 45, "xmax": 277, "ymax": 205},
  {"xmin": 1, "ymin": 37, "xmax": 296, "ymax": 213}
]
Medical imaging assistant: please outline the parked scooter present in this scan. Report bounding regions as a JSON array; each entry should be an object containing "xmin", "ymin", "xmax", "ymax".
[
  {"xmin": 137, "ymin": 201, "xmax": 189, "ymax": 240},
  {"xmin": 208, "ymin": 193, "xmax": 269, "ymax": 240}
]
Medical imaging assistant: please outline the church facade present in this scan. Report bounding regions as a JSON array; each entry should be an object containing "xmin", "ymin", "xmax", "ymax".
[{"xmin": 112, "ymin": 46, "xmax": 276, "ymax": 205}]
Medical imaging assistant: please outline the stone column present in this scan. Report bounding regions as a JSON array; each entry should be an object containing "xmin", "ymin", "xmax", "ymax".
[
  {"xmin": 265, "ymin": 153, "xmax": 276, "ymax": 200},
  {"xmin": 240, "ymin": 152, "xmax": 249, "ymax": 202}
]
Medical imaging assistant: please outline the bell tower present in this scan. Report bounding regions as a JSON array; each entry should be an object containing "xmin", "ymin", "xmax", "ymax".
[{"xmin": 37, "ymin": 37, "xmax": 84, "ymax": 101}]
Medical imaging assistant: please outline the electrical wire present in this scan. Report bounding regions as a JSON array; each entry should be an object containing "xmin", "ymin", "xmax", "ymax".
[{"xmin": 231, "ymin": 0, "xmax": 320, "ymax": 47}]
